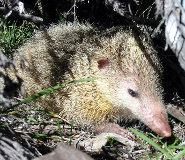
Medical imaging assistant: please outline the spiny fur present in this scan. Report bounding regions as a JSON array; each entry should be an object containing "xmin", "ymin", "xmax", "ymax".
[{"xmin": 14, "ymin": 23, "xmax": 163, "ymax": 130}]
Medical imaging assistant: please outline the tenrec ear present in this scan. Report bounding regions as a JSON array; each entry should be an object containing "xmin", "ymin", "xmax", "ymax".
[{"xmin": 97, "ymin": 58, "xmax": 109, "ymax": 69}]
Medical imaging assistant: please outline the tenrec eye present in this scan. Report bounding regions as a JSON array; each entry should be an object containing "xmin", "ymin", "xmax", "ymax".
[{"xmin": 128, "ymin": 89, "xmax": 139, "ymax": 98}]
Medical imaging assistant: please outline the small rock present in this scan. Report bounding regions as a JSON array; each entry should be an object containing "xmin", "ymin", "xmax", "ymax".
[{"xmin": 35, "ymin": 142, "xmax": 94, "ymax": 160}]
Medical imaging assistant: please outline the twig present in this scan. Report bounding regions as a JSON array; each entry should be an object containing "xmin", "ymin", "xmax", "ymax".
[
  {"xmin": 0, "ymin": 7, "xmax": 13, "ymax": 26},
  {"xmin": 104, "ymin": 0, "xmax": 156, "ymax": 26},
  {"xmin": 73, "ymin": 0, "xmax": 77, "ymax": 21},
  {"xmin": 67, "ymin": 0, "xmax": 78, "ymax": 22},
  {"xmin": 0, "ymin": 7, "xmax": 43, "ymax": 25}
]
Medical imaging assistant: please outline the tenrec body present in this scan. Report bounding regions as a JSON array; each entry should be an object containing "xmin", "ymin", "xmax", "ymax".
[{"xmin": 14, "ymin": 23, "xmax": 171, "ymax": 137}]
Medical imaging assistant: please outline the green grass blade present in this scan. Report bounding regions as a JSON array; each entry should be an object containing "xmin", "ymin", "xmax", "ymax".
[
  {"xmin": 71, "ymin": 78, "xmax": 98, "ymax": 82},
  {"xmin": 164, "ymin": 142, "xmax": 174, "ymax": 156},
  {"xmin": 14, "ymin": 78, "xmax": 98, "ymax": 106},
  {"xmin": 129, "ymin": 128, "xmax": 174, "ymax": 159},
  {"xmin": 34, "ymin": 133, "xmax": 50, "ymax": 139},
  {"xmin": 57, "ymin": 118, "xmax": 62, "ymax": 138},
  {"xmin": 173, "ymin": 147, "xmax": 185, "ymax": 160},
  {"xmin": 27, "ymin": 116, "xmax": 38, "ymax": 121},
  {"xmin": 69, "ymin": 120, "xmax": 74, "ymax": 146},
  {"xmin": 168, "ymin": 146, "xmax": 185, "ymax": 149}
]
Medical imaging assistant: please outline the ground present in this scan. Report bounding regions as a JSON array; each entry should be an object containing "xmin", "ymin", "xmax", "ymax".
[{"xmin": 0, "ymin": 98, "xmax": 184, "ymax": 160}]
